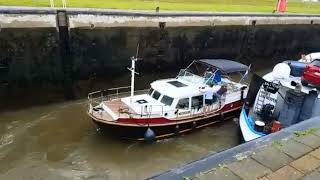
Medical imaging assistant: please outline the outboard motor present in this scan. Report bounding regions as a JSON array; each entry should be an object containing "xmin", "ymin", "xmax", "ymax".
[
  {"xmin": 278, "ymin": 89, "xmax": 305, "ymax": 127},
  {"xmin": 259, "ymin": 104, "xmax": 275, "ymax": 123}
]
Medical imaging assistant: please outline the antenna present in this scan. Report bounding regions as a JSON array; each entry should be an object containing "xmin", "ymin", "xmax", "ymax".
[
  {"xmin": 136, "ymin": 43, "xmax": 139, "ymax": 59},
  {"xmin": 128, "ymin": 44, "xmax": 142, "ymax": 103}
]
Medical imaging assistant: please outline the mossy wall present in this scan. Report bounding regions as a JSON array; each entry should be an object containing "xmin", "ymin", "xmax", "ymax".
[{"xmin": 0, "ymin": 25, "xmax": 319, "ymax": 110}]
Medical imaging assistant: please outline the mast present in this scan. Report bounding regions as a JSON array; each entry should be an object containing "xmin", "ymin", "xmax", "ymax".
[
  {"xmin": 128, "ymin": 44, "xmax": 140, "ymax": 103},
  {"xmin": 130, "ymin": 56, "xmax": 136, "ymax": 102}
]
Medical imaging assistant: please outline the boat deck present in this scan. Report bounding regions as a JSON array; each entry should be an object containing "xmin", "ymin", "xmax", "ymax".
[
  {"xmin": 90, "ymin": 107, "xmax": 114, "ymax": 121},
  {"xmin": 264, "ymin": 72, "xmax": 320, "ymax": 98},
  {"xmin": 107, "ymin": 99, "xmax": 134, "ymax": 118},
  {"xmin": 91, "ymin": 99, "xmax": 136, "ymax": 121}
]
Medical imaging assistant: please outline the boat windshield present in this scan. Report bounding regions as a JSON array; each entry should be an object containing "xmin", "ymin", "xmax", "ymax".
[
  {"xmin": 160, "ymin": 95, "xmax": 174, "ymax": 106},
  {"xmin": 177, "ymin": 69, "xmax": 224, "ymax": 85},
  {"xmin": 177, "ymin": 69, "xmax": 204, "ymax": 84}
]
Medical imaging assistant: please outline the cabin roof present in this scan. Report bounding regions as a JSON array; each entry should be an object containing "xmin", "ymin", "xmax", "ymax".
[
  {"xmin": 150, "ymin": 78, "xmax": 203, "ymax": 99},
  {"xmin": 198, "ymin": 59, "xmax": 248, "ymax": 74}
]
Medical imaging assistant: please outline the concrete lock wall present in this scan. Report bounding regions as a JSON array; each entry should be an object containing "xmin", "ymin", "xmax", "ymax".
[{"xmin": 0, "ymin": 7, "xmax": 320, "ymax": 110}]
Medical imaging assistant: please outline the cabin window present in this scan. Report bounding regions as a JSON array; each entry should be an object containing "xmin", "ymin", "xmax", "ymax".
[
  {"xmin": 176, "ymin": 98, "xmax": 189, "ymax": 110},
  {"xmin": 161, "ymin": 95, "xmax": 174, "ymax": 106},
  {"xmin": 191, "ymin": 95, "xmax": 203, "ymax": 109},
  {"xmin": 148, "ymin": 88, "xmax": 154, "ymax": 95},
  {"xmin": 152, "ymin": 90, "xmax": 161, "ymax": 100}
]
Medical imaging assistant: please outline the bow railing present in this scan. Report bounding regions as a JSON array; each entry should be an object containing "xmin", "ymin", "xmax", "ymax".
[{"xmin": 88, "ymin": 86, "xmax": 149, "ymax": 107}]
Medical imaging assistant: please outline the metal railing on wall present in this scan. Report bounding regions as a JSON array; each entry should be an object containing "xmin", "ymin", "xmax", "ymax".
[{"xmin": 45, "ymin": 0, "xmax": 66, "ymax": 8}]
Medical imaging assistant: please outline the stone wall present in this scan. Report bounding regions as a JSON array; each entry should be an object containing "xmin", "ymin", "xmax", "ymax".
[{"xmin": 0, "ymin": 25, "xmax": 320, "ymax": 110}]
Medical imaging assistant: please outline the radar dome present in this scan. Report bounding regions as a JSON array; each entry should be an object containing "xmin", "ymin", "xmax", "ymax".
[{"xmin": 272, "ymin": 63, "xmax": 291, "ymax": 79}]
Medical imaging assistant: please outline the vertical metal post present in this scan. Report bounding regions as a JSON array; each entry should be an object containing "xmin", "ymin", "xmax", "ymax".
[
  {"xmin": 130, "ymin": 57, "xmax": 135, "ymax": 102},
  {"xmin": 141, "ymin": 106, "xmax": 143, "ymax": 117},
  {"xmin": 50, "ymin": 0, "xmax": 54, "ymax": 8},
  {"xmin": 62, "ymin": 0, "xmax": 67, "ymax": 8},
  {"xmin": 161, "ymin": 106, "xmax": 163, "ymax": 116},
  {"xmin": 131, "ymin": 59, "xmax": 136, "ymax": 98},
  {"xmin": 116, "ymin": 89, "xmax": 119, "ymax": 98},
  {"xmin": 149, "ymin": 105, "xmax": 152, "ymax": 118}
]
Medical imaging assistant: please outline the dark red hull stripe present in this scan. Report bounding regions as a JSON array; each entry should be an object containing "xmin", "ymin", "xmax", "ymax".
[{"xmin": 92, "ymin": 108, "xmax": 241, "ymax": 141}]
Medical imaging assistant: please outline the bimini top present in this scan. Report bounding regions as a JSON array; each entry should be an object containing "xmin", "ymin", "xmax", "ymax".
[{"xmin": 198, "ymin": 59, "xmax": 249, "ymax": 74}]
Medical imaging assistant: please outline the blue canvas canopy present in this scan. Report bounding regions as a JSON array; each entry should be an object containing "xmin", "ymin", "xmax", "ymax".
[{"xmin": 198, "ymin": 59, "xmax": 249, "ymax": 74}]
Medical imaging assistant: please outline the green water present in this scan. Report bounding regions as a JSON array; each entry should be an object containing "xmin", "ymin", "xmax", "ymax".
[
  {"xmin": 0, "ymin": 100, "xmax": 240, "ymax": 179},
  {"xmin": 0, "ymin": 64, "xmax": 275, "ymax": 179}
]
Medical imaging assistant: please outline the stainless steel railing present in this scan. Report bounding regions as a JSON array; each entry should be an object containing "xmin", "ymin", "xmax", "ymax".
[{"xmin": 88, "ymin": 86, "xmax": 149, "ymax": 109}]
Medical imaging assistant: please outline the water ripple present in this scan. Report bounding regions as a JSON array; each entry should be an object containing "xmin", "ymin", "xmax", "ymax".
[{"xmin": 0, "ymin": 134, "xmax": 14, "ymax": 148}]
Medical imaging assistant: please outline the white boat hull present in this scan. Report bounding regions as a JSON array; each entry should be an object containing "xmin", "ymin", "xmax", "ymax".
[{"xmin": 239, "ymin": 107, "xmax": 266, "ymax": 142}]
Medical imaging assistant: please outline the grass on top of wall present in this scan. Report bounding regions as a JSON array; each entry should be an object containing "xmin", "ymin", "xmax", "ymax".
[{"xmin": 0, "ymin": 0, "xmax": 320, "ymax": 14}]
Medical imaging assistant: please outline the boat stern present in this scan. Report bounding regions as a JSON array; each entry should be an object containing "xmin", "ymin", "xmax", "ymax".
[{"xmin": 239, "ymin": 106, "xmax": 266, "ymax": 142}]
